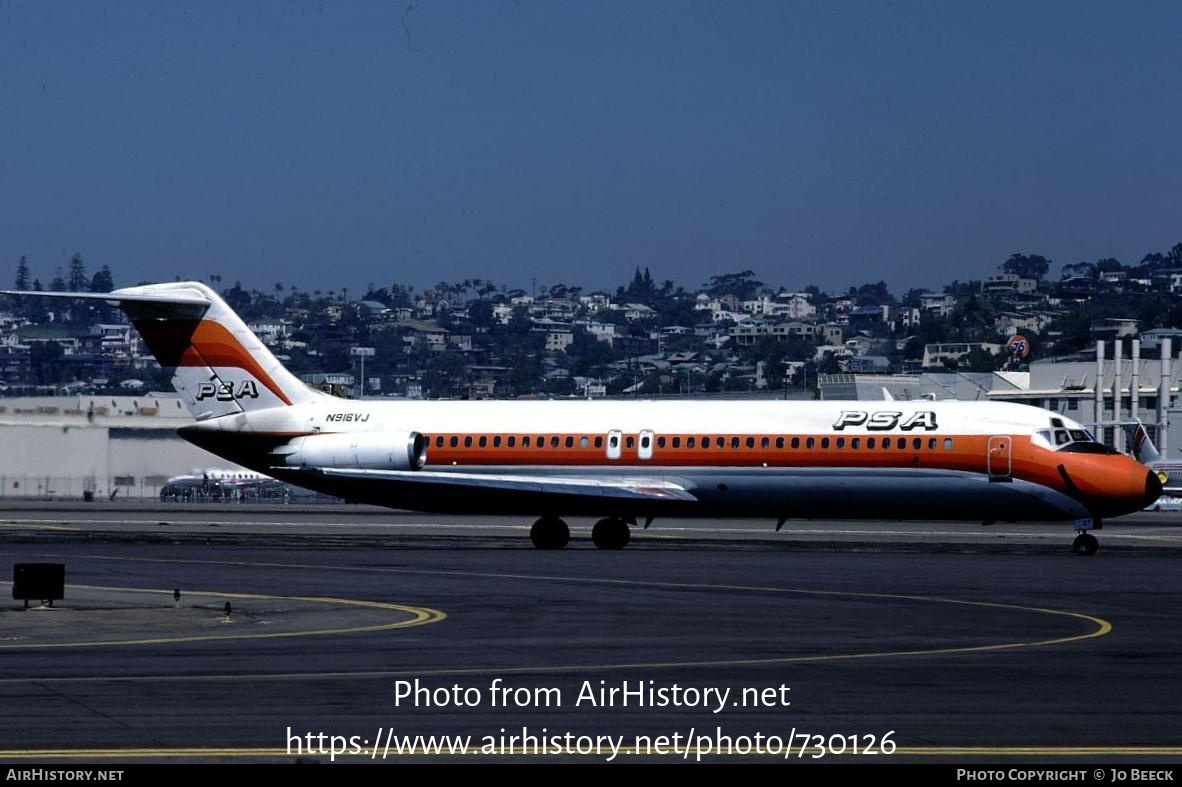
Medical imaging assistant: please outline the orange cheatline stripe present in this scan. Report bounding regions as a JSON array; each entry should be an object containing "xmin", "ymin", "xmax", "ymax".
[
  {"xmin": 420, "ymin": 432, "xmax": 1008, "ymax": 473},
  {"xmin": 401, "ymin": 431, "xmax": 1142, "ymax": 503}
]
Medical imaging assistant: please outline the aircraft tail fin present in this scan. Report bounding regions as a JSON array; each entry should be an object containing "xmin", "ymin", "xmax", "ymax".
[
  {"xmin": 3, "ymin": 282, "xmax": 326, "ymax": 419},
  {"xmin": 1122, "ymin": 420, "xmax": 1162, "ymax": 465}
]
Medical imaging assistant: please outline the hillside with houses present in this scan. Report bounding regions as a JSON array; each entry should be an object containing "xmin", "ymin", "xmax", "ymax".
[{"xmin": 4, "ymin": 246, "xmax": 1182, "ymax": 400}]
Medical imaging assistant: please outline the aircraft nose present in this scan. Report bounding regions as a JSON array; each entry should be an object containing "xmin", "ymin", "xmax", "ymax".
[{"xmin": 1144, "ymin": 469, "xmax": 1164, "ymax": 506}]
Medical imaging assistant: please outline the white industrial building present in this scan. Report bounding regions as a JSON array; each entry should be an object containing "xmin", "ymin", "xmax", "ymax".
[
  {"xmin": 0, "ymin": 393, "xmax": 248, "ymax": 500},
  {"xmin": 820, "ymin": 338, "xmax": 1182, "ymax": 455}
]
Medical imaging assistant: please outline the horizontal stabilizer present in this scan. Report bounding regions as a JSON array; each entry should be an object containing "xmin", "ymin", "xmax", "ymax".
[{"xmin": 1, "ymin": 288, "xmax": 211, "ymax": 308}]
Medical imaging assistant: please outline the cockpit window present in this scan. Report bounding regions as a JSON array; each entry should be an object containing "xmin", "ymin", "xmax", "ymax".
[
  {"xmin": 1037, "ymin": 424, "xmax": 1105, "ymax": 452},
  {"xmin": 1059, "ymin": 442, "xmax": 1119, "ymax": 455}
]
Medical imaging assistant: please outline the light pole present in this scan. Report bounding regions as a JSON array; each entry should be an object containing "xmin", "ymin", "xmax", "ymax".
[{"xmin": 349, "ymin": 346, "xmax": 375, "ymax": 399}]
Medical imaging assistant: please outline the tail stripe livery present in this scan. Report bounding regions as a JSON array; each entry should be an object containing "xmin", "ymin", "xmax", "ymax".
[{"xmin": 131, "ymin": 318, "xmax": 293, "ymax": 406}]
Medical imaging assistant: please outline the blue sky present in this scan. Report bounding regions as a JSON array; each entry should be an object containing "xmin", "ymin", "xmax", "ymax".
[{"xmin": 3, "ymin": 1, "xmax": 1180, "ymax": 296}]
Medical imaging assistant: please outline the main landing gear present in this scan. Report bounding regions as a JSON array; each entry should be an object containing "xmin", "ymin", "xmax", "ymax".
[
  {"xmin": 530, "ymin": 516, "xmax": 569, "ymax": 549},
  {"xmin": 528, "ymin": 516, "xmax": 633, "ymax": 549},
  {"xmin": 591, "ymin": 517, "xmax": 631, "ymax": 550},
  {"xmin": 1071, "ymin": 518, "xmax": 1100, "ymax": 556}
]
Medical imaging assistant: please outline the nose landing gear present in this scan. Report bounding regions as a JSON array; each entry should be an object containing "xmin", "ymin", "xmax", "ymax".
[
  {"xmin": 1071, "ymin": 518, "xmax": 1100, "ymax": 556},
  {"xmin": 1071, "ymin": 532, "xmax": 1098, "ymax": 556}
]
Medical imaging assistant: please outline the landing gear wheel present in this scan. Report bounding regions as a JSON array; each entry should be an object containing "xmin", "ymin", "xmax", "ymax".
[
  {"xmin": 530, "ymin": 516, "xmax": 570, "ymax": 549},
  {"xmin": 1071, "ymin": 532, "xmax": 1098, "ymax": 556},
  {"xmin": 592, "ymin": 517, "xmax": 631, "ymax": 550}
]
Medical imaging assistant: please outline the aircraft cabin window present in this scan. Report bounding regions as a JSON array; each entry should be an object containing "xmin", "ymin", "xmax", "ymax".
[
  {"xmin": 899, "ymin": 440, "xmax": 908, "ymax": 450},
  {"xmin": 928, "ymin": 438, "xmax": 937, "ymax": 450},
  {"xmin": 508, "ymin": 436, "xmax": 516, "ymax": 447},
  {"xmin": 641, "ymin": 436, "xmax": 651, "ymax": 449},
  {"xmin": 867, "ymin": 437, "xmax": 876, "ymax": 448},
  {"xmin": 450, "ymin": 436, "xmax": 459, "ymax": 448},
  {"xmin": 761, "ymin": 437, "xmax": 770, "ymax": 449},
  {"xmin": 731, "ymin": 437, "xmax": 741, "ymax": 449},
  {"xmin": 523, "ymin": 436, "xmax": 531, "ymax": 447},
  {"xmin": 656, "ymin": 436, "xmax": 665, "ymax": 448},
  {"xmin": 836, "ymin": 437, "xmax": 845, "ymax": 449},
  {"xmin": 434, "ymin": 436, "xmax": 443, "ymax": 448},
  {"xmin": 609, "ymin": 435, "xmax": 618, "ymax": 448},
  {"xmin": 852, "ymin": 437, "xmax": 861, "ymax": 449},
  {"xmin": 943, "ymin": 438, "xmax": 953, "ymax": 450},
  {"xmin": 746, "ymin": 437, "xmax": 755, "ymax": 449},
  {"xmin": 882, "ymin": 437, "xmax": 891, "ymax": 448},
  {"xmin": 775, "ymin": 437, "xmax": 784, "ymax": 449},
  {"xmin": 626, "ymin": 436, "xmax": 635, "ymax": 449},
  {"xmin": 701, "ymin": 437, "xmax": 709, "ymax": 450},
  {"xmin": 563, "ymin": 436, "xmax": 573, "ymax": 448},
  {"xmin": 806, "ymin": 437, "xmax": 815, "ymax": 449},
  {"xmin": 821, "ymin": 437, "xmax": 830, "ymax": 449},
  {"xmin": 672, "ymin": 437, "xmax": 681, "ymax": 448},
  {"xmin": 913, "ymin": 438, "xmax": 921, "ymax": 450},
  {"xmin": 479, "ymin": 436, "xmax": 488, "ymax": 448},
  {"xmin": 493, "ymin": 436, "xmax": 501, "ymax": 448},
  {"xmin": 464, "ymin": 436, "xmax": 473, "ymax": 448},
  {"xmin": 716, "ymin": 436, "xmax": 725, "ymax": 448},
  {"xmin": 791, "ymin": 437, "xmax": 800, "ymax": 449},
  {"xmin": 687, "ymin": 437, "xmax": 695, "ymax": 448},
  {"xmin": 580, "ymin": 436, "xmax": 589, "ymax": 448},
  {"xmin": 595, "ymin": 436, "xmax": 603, "ymax": 448},
  {"xmin": 550, "ymin": 436, "xmax": 559, "ymax": 448}
]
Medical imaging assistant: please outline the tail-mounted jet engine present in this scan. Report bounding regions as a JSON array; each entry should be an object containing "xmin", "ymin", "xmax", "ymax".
[{"xmin": 281, "ymin": 431, "xmax": 427, "ymax": 470}]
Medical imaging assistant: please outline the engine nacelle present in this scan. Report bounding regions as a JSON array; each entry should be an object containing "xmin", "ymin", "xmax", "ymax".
[{"xmin": 283, "ymin": 431, "xmax": 427, "ymax": 470}]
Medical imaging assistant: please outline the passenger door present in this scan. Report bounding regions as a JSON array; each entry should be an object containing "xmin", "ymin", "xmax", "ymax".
[
  {"xmin": 606, "ymin": 430, "xmax": 622, "ymax": 460},
  {"xmin": 987, "ymin": 435, "xmax": 1012, "ymax": 480}
]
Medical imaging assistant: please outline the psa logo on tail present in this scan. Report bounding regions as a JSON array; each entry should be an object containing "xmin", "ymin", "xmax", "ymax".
[{"xmin": 196, "ymin": 380, "xmax": 261, "ymax": 402}]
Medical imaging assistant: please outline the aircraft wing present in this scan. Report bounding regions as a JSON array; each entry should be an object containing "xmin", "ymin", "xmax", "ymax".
[{"xmin": 281, "ymin": 467, "xmax": 699, "ymax": 502}]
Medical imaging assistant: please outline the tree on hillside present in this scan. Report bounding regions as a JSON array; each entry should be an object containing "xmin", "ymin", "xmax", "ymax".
[
  {"xmin": 1000, "ymin": 253, "xmax": 1050, "ymax": 280},
  {"xmin": 14, "ymin": 255, "xmax": 30, "ymax": 291},
  {"xmin": 67, "ymin": 253, "xmax": 87, "ymax": 292},
  {"xmin": 619, "ymin": 267, "xmax": 657, "ymax": 305},
  {"xmin": 1061, "ymin": 262, "xmax": 1095, "ymax": 280},
  {"xmin": 850, "ymin": 281, "xmax": 895, "ymax": 306},
  {"xmin": 706, "ymin": 270, "xmax": 763, "ymax": 300},
  {"xmin": 1168, "ymin": 242, "xmax": 1182, "ymax": 268},
  {"xmin": 90, "ymin": 265, "xmax": 114, "ymax": 293}
]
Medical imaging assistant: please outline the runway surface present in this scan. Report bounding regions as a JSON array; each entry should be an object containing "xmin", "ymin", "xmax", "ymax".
[{"xmin": 0, "ymin": 502, "xmax": 1180, "ymax": 763}]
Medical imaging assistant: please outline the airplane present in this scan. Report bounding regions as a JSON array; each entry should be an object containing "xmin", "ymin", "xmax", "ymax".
[
  {"xmin": 2, "ymin": 281, "xmax": 1163, "ymax": 555},
  {"xmin": 160, "ymin": 468, "xmax": 287, "ymax": 502}
]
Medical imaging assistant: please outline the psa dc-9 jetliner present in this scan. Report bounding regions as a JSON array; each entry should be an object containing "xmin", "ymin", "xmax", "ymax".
[{"xmin": 6, "ymin": 282, "xmax": 1161, "ymax": 555}]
